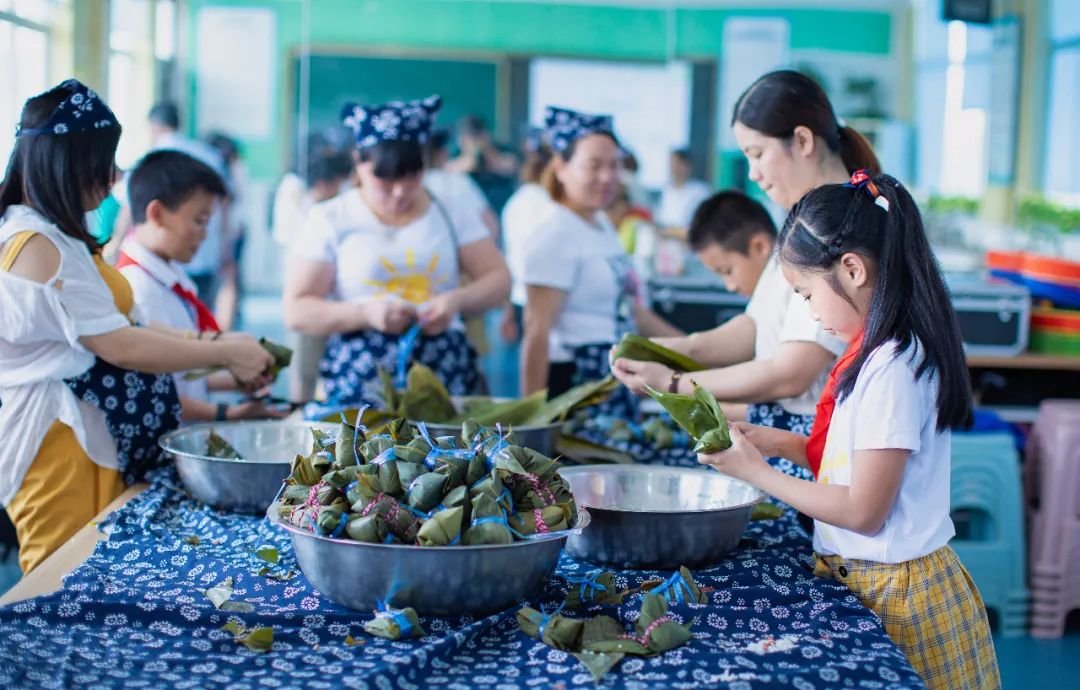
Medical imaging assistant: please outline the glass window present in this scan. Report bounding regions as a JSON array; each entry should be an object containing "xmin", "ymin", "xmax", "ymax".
[
  {"xmin": 912, "ymin": 0, "xmax": 992, "ymax": 196},
  {"xmin": 0, "ymin": 18, "xmax": 50, "ymax": 168},
  {"xmin": 1050, "ymin": 0, "xmax": 1080, "ymax": 42},
  {"xmin": 1043, "ymin": 46, "xmax": 1080, "ymax": 198}
]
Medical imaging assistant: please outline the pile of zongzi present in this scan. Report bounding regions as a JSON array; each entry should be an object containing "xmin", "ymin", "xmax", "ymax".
[{"xmin": 272, "ymin": 414, "xmax": 579, "ymax": 546}]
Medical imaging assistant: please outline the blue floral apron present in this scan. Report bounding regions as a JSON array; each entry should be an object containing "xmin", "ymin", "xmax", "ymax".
[
  {"xmin": 747, "ymin": 401, "xmax": 815, "ymax": 535},
  {"xmin": 318, "ymin": 328, "xmax": 480, "ymax": 412},
  {"xmin": 65, "ymin": 358, "xmax": 181, "ymax": 485},
  {"xmin": 746, "ymin": 402, "xmax": 815, "ymax": 481}
]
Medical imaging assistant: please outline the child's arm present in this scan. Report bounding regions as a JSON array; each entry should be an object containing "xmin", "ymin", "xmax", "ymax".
[
  {"xmin": 700, "ymin": 426, "xmax": 907, "ymax": 536},
  {"xmin": 652, "ymin": 313, "xmax": 757, "ymax": 367},
  {"xmin": 732, "ymin": 422, "xmax": 810, "ymax": 469},
  {"xmin": 613, "ymin": 340, "xmax": 834, "ymax": 401},
  {"xmin": 180, "ymin": 396, "xmax": 287, "ymax": 422}
]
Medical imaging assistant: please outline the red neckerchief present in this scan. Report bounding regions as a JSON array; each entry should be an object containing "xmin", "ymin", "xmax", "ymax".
[
  {"xmin": 805, "ymin": 332, "xmax": 864, "ymax": 477},
  {"xmin": 115, "ymin": 251, "xmax": 221, "ymax": 332}
]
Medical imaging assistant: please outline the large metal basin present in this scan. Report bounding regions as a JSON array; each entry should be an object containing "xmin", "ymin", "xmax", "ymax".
[
  {"xmin": 560, "ymin": 465, "xmax": 763, "ymax": 569},
  {"xmin": 159, "ymin": 421, "xmax": 335, "ymax": 514},
  {"xmin": 270, "ymin": 507, "xmax": 589, "ymax": 616}
]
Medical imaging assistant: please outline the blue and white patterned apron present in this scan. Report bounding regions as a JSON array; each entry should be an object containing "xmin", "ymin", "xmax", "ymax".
[
  {"xmin": 318, "ymin": 328, "xmax": 480, "ymax": 411},
  {"xmin": 746, "ymin": 402, "xmax": 815, "ymax": 481},
  {"xmin": 65, "ymin": 358, "xmax": 181, "ymax": 485}
]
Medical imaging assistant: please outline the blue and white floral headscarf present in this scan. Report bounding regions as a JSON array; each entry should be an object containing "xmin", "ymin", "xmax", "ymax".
[
  {"xmin": 543, "ymin": 106, "xmax": 614, "ymax": 154},
  {"xmin": 16, "ymin": 79, "xmax": 120, "ymax": 138},
  {"xmin": 341, "ymin": 95, "xmax": 442, "ymax": 149}
]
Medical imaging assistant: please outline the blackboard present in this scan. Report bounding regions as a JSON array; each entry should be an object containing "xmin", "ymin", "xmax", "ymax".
[{"xmin": 293, "ymin": 53, "xmax": 500, "ymax": 146}]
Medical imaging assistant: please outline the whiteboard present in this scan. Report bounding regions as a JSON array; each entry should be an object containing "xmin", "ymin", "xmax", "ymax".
[
  {"xmin": 195, "ymin": 6, "xmax": 276, "ymax": 138},
  {"xmin": 529, "ymin": 58, "xmax": 692, "ymax": 189}
]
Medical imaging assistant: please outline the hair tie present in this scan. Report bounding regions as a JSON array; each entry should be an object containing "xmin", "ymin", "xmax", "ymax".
[{"xmin": 844, "ymin": 169, "xmax": 890, "ymax": 212}]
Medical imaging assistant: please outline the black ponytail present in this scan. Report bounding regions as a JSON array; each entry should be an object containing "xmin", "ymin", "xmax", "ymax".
[
  {"xmin": 777, "ymin": 173, "xmax": 972, "ymax": 430},
  {"xmin": 733, "ymin": 70, "xmax": 880, "ymax": 174}
]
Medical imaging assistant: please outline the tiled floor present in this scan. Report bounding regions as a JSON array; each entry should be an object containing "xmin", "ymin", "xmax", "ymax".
[{"xmin": 1, "ymin": 292, "xmax": 1077, "ymax": 687}]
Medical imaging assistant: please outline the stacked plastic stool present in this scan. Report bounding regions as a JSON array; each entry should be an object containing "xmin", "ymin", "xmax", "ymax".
[
  {"xmin": 949, "ymin": 431, "xmax": 1030, "ymax": 637},
  {"xmin": 1026, "ymin": 400, "xmax": 1080, "ymax": 638}
]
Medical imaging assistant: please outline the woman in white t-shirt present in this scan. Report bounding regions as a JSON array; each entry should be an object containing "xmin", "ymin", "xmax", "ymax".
[
  {"xmin": 284, "ymin": 96, "xmax": 510, "ymax": 412},
  {"xmin": 612, "ymin": 70, "xmax": 881, "ymax": 482},
  {"xmin": 521, "ymin": 107, "xmax": 678, "ymax": 418},
  {"xmin": 499, "ymin": 128, "xmax": 554, "ymax": 343},
  {"xmin": 701, "ymin": 173, "xmax": 999, "ymax": 690}
]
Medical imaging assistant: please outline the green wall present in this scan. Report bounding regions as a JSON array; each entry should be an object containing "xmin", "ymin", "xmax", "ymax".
[{"xmin": 185, "ymin": 0, "xmax": 893, "ymax": 179}]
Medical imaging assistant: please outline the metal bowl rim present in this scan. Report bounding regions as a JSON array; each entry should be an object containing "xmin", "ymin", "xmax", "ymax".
[
  {"xmin": 558, "ymin": 464, "xmax": 765, "ymax": 515},
  {"xmin": 159, "ymin": 420, "xmax": 338, "ymax": 465},
  {"xmin": 267, "ymin": 505, "xmax": 590, "ymax": 551}
]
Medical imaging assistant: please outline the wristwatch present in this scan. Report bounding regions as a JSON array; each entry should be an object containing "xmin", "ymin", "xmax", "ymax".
[
  {"xmin": 668, "ymin": 371, "xmax": 682, "ymax": 394},
  {"xmin": 215, "ymin": 403, "xmax": 229, "ymax": 422}
]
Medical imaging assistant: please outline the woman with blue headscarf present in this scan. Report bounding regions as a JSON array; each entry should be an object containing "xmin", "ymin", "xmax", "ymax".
[
  {"xmin": 520, "ymin": 107, "xmax": 679, "ymax": 419},
  {"xmin": 284, "ymin": 96, "xmax": 510, "ymax": 412}
]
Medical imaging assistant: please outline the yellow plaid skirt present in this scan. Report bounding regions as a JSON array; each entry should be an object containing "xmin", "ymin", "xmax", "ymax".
[{"xmin": 815, "ymin": 546, "xmax": 1000, "ymax": 690}]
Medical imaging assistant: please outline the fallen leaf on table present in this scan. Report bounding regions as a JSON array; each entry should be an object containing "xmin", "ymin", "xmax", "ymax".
[
  {"xmin": 221, "ymin": 620, "xmax": 244, "ymax": 636},
  {"xmin": 221, "ymin": 621, "xmax": 274, "ymax": 653},
  {"xmin": 255, "ymin": 546, "xmax": 279, "ymax": 564},
  {"xmin": 573, "ymin": 651, "xmax": 625, "ymax": 682},
  {"xmin": 238, "ymin": 626, "xmax": 274, "ymax": 652},
  {"xmin": 220, "ymin": 601, "xmax": 255, "ymax": 613},
  {"xmin": 750, "ymin": 503, "xmax": 784, "ymax": 521},
  {"xmin": 205, "ymin": 577, "xmax": 235, "ymax": 609},
  {"xmin": 205, "ymin": 578, "xmax": 256, "ymax": 613}
]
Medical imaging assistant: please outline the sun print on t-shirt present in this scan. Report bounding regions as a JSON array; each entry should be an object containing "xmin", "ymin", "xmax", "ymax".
[{"xmin": 364, "ymin": 247, "xmax": 448, "ymax": 304}]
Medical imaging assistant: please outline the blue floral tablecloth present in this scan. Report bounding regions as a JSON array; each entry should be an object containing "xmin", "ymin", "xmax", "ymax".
[{"xmin": 0, "ymin": 466, "xmax": 925, "ymax": 690}]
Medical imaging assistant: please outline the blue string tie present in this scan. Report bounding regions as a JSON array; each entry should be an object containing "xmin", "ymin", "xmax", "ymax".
[
  {"xmin": 565, "ymin": 569, "xmax": 608, "ymax": 602},
  {"xmin": 395, "ymin": 324, "xmax": 423, "ymax": 389},
  {"xmin": 650, "ymin": 570, "xmax": 695, "ymax": 604},
  {"xmin": 375, "ymin": 599, "xmax": 414, "ymax": 637}
]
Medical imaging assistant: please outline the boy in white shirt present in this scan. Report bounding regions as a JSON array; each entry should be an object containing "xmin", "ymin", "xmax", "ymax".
[
  {"xmin": 612, "ymin": 190, "xmax": 844, "ymax": 482},
  {"xmin": 118, "ymin": 150, "xmax": 282, "ymax": 423}
]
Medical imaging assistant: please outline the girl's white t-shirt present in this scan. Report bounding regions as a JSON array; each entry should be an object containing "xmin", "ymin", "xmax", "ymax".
[
  {"xmin": 501, "ymin": 183, "xmax": 556, "ymax": 307},
  {"xmin": 0, "ymin": 206, "xmax": 129, "ymax": 504},
  {"xmin": 814, "ymin": 339, "xmax": 956, "ymax": 564},
  {"xmin": 290, "ymin": 189, "xmax": 489, "ymax": 314},
  {"xmin": 522, "ymin": 204, "xmax": 640, "ymax": 361}
]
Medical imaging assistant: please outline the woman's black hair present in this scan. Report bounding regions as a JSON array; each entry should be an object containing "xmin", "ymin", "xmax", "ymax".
[
  {"xmin": 0, "ymin": 85, "xmax": 121, "ymax": 252},
  {"xmin": 776, "ymin": 173, "xmax": 972, "ymax": 430},
  {"xmin": 356, "ymin": 139, "xmax": 424, "ymax": 180},
  {"xmin": 733, "ymin": 70, "xmax": 881, "ymax": 174}
]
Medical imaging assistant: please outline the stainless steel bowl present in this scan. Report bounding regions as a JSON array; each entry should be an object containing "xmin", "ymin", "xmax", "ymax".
[
  {"xmin": 159, "ymin": 421, "xmax": 336, "ymax": 514},
  {"xmin": 560, "ymin": 465, "xmax": 764, "ymax": 570},
  {"xmin": 269, "ymin": 508, "xmax": 590, "ymax": 616}
]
